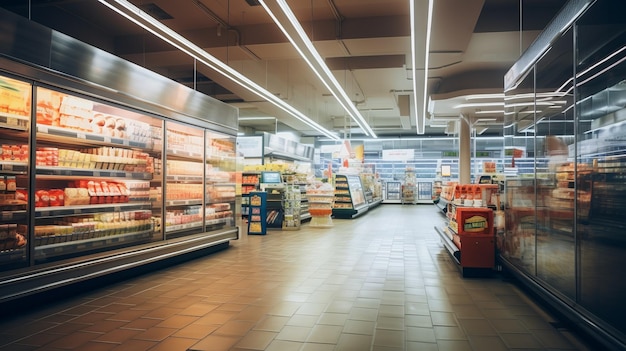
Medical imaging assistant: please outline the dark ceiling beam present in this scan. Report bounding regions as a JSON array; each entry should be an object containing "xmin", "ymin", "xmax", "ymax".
[{"xmin": 113, "ymin": 15, "xmax": 410, "ymax": 55}]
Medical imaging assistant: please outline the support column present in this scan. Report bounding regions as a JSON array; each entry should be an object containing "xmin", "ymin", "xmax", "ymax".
[{"xmin": 458, "ymin": 116, "xmax": 471, "ymax": 184}]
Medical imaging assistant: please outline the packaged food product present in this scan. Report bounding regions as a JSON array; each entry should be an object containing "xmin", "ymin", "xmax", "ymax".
[
  {"xmin": 35, "ymin": 189, "xmax": 50, "ymax": 207},
  {"xmin": 5, "ymin": 176, "xmax": 16, "ymax": 192},
  {"xmin": 48, "ymin": 189, "xmax": 65, "ymax": 206}
]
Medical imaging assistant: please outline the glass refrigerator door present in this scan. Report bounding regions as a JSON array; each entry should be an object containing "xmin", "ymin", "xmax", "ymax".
[
  {"xmin": 0, "ymin": 75, "xmax": 31, "ymax": 271},
  {"xmin": 34, "ymin": 87, "xmax": 162, "ymax": 264},
  {"xmin": 164, "ymin": 121, "xmax": 205, "ymax": 239},
  {"xmin": 205, "ymin": 131, "xmax": 236, "ymax": 232}
]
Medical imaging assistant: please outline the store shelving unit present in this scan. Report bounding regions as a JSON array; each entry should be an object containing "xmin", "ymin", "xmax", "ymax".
[
  {"xmin": 332, "ymin": 174, "xmax": 369, "ymax": 219},
  {"xmin": 282, "ymin": 184, "xmax": 301, "ymax": 230},
  {"xmin": 306, "ymin": 189, "xmax": 334, "ymax": 228},
  {"xmin": 366, "ymin": 159, "xmax": 459, "ymax": 183},
  {"xmin": 360, "ymin": 173, "xmax": 382, "ymax": 208},
  {"xmin": 435, "ymin": 202, "xmax": 495, "ymax": 277},
  {"xmin": 265, "ymin": 187, "xmax": 284, "ymax": 229},
  {"xmin": 241, "ymin": 172, "xmax": 260, "ymax": 217},
  {"xmin": 402, "ymin": 168, "xmax": 416, "ymax": 204}
]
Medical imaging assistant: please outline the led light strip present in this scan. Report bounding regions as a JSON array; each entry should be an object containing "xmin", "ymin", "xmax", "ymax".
[
  {"xmin": 410, "ymin": 0, "xmax": 434, "ymax": 134},
  {"xmin": 258, "ymin": 0, "xmax": 377, "ymax": 138},
  {"xmin": 97, "ymin": 0, "xmax": 340, "ymax": 140}
]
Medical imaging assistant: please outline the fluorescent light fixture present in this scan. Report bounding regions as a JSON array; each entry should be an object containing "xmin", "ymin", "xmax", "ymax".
[
  {"xmin": 454, "ymin": 102, "xmax": 505, "ymax": 109},
  {"xmin": 97, "ymin": 0, "xmax": 340, "ymax": 140},
  {"xmin": 238, "ymin": 117, "xmax": 277, "ymax": 121},
  {"xmin": 258, "ymin": 0, "xmax": 376, "ymax": 138},
  {"xmin": 465, "ymin": 93, "xmax": 505, "ymax": 100},
  {"xmin": 475, "ymin": 111, "xmax": 504, "ymax": 115},
  {"xmin": 410, "ymin": 0, "xmax": 434, "ymax": 134}
]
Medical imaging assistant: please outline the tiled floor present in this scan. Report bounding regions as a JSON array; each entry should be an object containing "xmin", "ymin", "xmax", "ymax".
[{"xmin": 0, "ymin": 205, "xmax": 593, "ymax": 350}]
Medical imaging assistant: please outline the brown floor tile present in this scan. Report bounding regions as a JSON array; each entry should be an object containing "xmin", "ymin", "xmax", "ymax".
[
  {"xmin": 188, "ymin": 334, "xmax": 239, "ymax": 351},
  {"xmin": 234, "ymin": 330, "xmax": 277, "ymax": 350},
  {"xmin": 109, "ymin": 339, "xmax": 157, "ymax": 351},
  {"xmin": 45, "ymin": 330, "xmax": 100, "ymax": 349},
  {"xmin": 0, "ymin": 206, "xmax": 593, "ymax": 351},
  {"xmin": 95, "ymin": 328, "xmax": 142, "ymax": 343},
  {"xmin": 131, "ymin": 327, "xmax": 178, "ymax": 342}
]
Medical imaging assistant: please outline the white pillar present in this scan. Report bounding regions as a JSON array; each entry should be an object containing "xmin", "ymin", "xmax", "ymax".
[{"xmin": 459, "ymin": 116, "xmax": 471, "ymax": 184}]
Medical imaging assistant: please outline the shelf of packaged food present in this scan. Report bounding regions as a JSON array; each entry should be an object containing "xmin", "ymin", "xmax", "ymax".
[
  {"xmin": 166, "ymin": 150, "xmax": 203, "ymax": 160},
  {"xmin": 0, "ymin": 161, "xmax": 28, "ymax": 174},
  {"xmin": 0, "ymin": 247, "xmax": 26, "ymax": 261},
  {"xmin": 435, "ymin": 226, "xmax": 461, "ymax": 264},
  {"xmin": 36, "ymin": 167, "xmax": 153, "ymax": 180},
  {"xmin": 0, "ymin": 113, "xmax": 29, "ymax": 132},
  {"xmin": 163, "ymin": 199, "xmax": 203, "ymax": 207},
  {"xmin": 166, "ymin": 175, "xmax": 203, "ymax": 182},
  {"xmin": 37, "ymin": 125, "xmax": 155, "ymax": 150},
  {"xmin": 35, "ymin": 202, "xmax": 152, "ymax": 219},
  {"xmin": 166, "ymin": 221, "xmax": 203, "ymax": 233},
  {"xmin": 206, "ymin": 197, "xmax": 235, "ymax": 205},
  {"xmin": 34, "ymin": 228, "xmax": 154, "ymax": 259},
  {"xmin": 205, "ymin": 217, "xmax": 231, "ymax": 227},
  {"xmin": 0, "ymin": 210, "xmax": 27, "ymax": 222},
  {"xmin": 435, "ymin": 196, "xmax": 449, "ymax": 214}
]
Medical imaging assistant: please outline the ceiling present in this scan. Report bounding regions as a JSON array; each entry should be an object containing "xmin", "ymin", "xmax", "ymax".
[{"xmin": 0, "ymin": 0, "xmax": 568, "ymax": 140}]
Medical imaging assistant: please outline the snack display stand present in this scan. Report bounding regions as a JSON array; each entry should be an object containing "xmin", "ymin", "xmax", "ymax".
[
  {"xmin": 282, "ymin": 184, "xmax": 301, "ymax": 230},
  {"xmin": 247, "ymin": 192, "xmax": 267, "ymax": 235},
  {"xmin": 306, "ymin": 185, "xmax": 334, "ymax": 228},
  {"xmin": 434, "ymin": 183, "xmax": 499, "ymax": 276},
  {"xmin": 332, "ymin": 174, "xmax": 369, "ymax": 218}
]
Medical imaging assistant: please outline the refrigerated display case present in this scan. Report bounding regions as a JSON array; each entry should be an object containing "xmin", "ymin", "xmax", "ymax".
[
  {"xmin": 501, "ymin": 1, "xmax": 626, "ymax": 349},
  {"xmin": 333, "ymin": 174, "xmax": 369, "ymax": 218},
  {"xmin": 0, "ymin": 10, "xmax": 238, "ymax": 304},
  {"xmin": 205, "ymin": 132, "xmax": 236, "ymax": 233},
  {"xmin": 0, "ymin": 75, "xmax": 30, "ymax": 271},
  {"xmin": 384, "ymin": 181, "xmax": 401, "ymax": 203},
  {"xmin": 33, "ymin": 86, "xmax": 163, "ymax": 264}
]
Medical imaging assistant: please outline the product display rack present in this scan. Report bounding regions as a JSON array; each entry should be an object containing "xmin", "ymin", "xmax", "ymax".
[
  {"xmin": 298, "ymin": 185, "xmax": 311, "ymax": 221},
  {"xmin": 360, "ymin": 173, "xmax": 383, "ymax": 208},
  {"xmin": 241, "ymin": 172, "xmax": 260, "ymax": 217},
  {"xmin": 265, "ymin": 187, "xmax": 284, "ymax": 229},
  {"xmin": 282, "ymin": 184, "xmax": 301, "ymax": 230},
  {"xmin": 306, "ymin": 189, "xmax": 334, "ymax": 228},
  {"xmin": 435, "ymin": 203, "xmax": 495, "ymax": 277},
  {"xmin": 365, "ymin": 159, "xmax": 459, "ymax": 183},
  {"xmin": 402, "ymin": 168, "xmax": 416, "ymax": 204},
  {"xmin": 332, "ymin": 174, "xmax": 369, "ymax": 219}
]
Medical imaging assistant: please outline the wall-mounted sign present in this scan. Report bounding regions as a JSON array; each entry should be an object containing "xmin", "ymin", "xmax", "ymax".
[
  {"xmin": 237, "ymin": 136, "xmax": 263, "ymax": 158},
  {"xmin": 382, "ymin": 149, "xmax": 414, "ymax": 161}
]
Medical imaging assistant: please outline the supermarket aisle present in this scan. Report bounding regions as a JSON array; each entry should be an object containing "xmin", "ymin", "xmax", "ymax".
[{"xmin": 0, "ymin": 205, "xmax": 592, "ymax": 351}]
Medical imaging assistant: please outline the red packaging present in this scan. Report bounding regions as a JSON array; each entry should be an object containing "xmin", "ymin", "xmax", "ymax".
[
  {"xmin": 35, "ymin": 190, "xmax": 50, "ymax": 207},
  {"xmin": 15, "ymin": 189, "xmax": 28, "ymax": 203},
  {"xmin": 48, "ymin": 189, "xmax": 64, "ymax": 206}
]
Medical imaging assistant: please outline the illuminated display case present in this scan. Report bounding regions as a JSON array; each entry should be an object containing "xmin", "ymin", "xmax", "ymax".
[
  {"xmin": 501, "ymin": 1, "xmax": 626, "ymax": 349},
  {"xmin": 332, "ymin": 174, "xmax": 369, "ymax": 219},
  {"xmin": 0, "ymin": 9, "xmax": 239, "ymax": 304}
]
